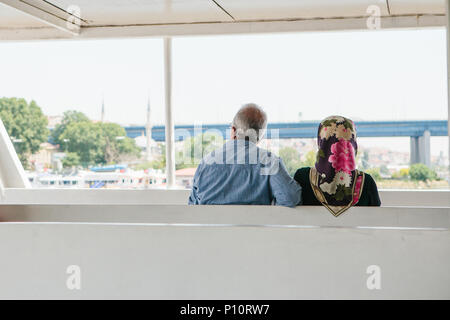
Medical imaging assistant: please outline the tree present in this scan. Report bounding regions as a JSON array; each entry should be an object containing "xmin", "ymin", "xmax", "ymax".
[
  {"xmin": 62, "ymin": 152, "xmax": 80, "ymax": 168},
  {"xmin": 133, "ymin": 159, "xmax": 165, "ymax": 171},
  {"xmin": 60, "ymin": 121, "xmax": 104, "ymax": 166},
  {"xmin": 409, "ymin": 163, "xmax": 437, "ymax": 182},
  {"xmin": 52, "ymin": 110, "xmax": 90, "ymax": 148},
  {"xmin": 0, "ymin": 97, "xmax": 49, "ymax": 167},
  {"xmin": 177, "ymin": 132, "xmax": 223, "ymax": 169},
  {"xmin": 100, "ymin": 122, "xmax": 141, "ymax": 164},
  {"xmin": 60, "ymin": 120, "xmax": 141, "ymax": 167},
  {"xmin": 391, "ymin": 168, "xmax": 409, "ymax": 180},
  {"xmin": 279, "ymin": 147, "xmax": 303, "ymax": 176},
  {"xmin": 301, "ymin": 150, "xmax": 316, "ymax": 167},
  {"xmin": 366, "ymin": 168, "xmax": 381, "ymax": 181}
]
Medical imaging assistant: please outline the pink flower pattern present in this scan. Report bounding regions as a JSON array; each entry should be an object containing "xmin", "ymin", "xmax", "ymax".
[
  {"xmin": 328, "ymin": 140, "xmax": 356, "ymax": 174},
  {"xmin": 352, "ymin": 175, "xmax": 363, "ymax": 205}
]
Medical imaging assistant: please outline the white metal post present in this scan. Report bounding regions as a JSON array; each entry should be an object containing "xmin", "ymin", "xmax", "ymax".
[
  {"xmin": 447, "ymin": 0, "xmax": 450, "ymax": 174},
  {"xmin": 164, "ymin": 37, "xmax": 175, "ymax": 188}
]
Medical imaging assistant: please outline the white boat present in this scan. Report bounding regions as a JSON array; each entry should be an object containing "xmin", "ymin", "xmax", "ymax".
[{"xmin": 27, "ymin": 169, "xmax": 166, "ymax": 189}]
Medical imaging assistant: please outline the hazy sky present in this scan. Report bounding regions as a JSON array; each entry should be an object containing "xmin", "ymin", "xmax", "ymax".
[{"xmin": 0, "ymin": 28, "xmax": 448, "ymax": 155}]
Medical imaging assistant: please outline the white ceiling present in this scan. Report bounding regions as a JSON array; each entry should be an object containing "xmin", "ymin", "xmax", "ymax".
[
  {"xmin": 0, "ymin": 0, "xmax": 446, "ymax": 40},
  {"xmin": 388, "ymin": 0, "xmax": 445, "ymax": 15},
  {"xmin": 216, "ymin": 0, "xmax": 391, "ymax": 20},
  {"xmin": 49, "ymin": 0, "xmax": 233, "ymax": 25},
  {"xmin": 0, "ymin": 2, "xmax": 46, "ymax": 28}
]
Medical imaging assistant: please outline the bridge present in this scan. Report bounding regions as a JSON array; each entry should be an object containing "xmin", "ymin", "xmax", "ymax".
[{"xmin": 125, "ymin": 120, "xmax": 448, "ymax": 166}]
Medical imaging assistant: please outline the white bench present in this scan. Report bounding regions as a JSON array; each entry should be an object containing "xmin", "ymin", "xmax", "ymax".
[{"xmin": 0, "ymin": 205, "xmax": 449, "ymax": 299}]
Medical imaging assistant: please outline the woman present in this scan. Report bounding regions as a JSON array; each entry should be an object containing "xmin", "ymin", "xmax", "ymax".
[{"xmin": 294, "ymin": 116, "xmax": 381, "ymax": 216}]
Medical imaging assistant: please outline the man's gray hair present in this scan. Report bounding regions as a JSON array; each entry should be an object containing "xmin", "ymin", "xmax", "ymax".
[{"xmin": 231, "ymin": 103, "xmax": 267, "ymax": 143}]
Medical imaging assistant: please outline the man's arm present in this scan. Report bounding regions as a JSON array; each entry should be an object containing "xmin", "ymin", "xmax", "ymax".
[{"xmin": 268, "ymin": 158, "xmax": 302, "ymax": 207}]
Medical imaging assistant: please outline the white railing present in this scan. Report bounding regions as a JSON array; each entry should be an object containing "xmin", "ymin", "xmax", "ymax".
[{"xmin": 0, "ymin": 188, "xmax": 448, "ymax": 207}]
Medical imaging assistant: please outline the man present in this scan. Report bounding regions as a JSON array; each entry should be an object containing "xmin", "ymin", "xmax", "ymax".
[{"xmin": 188, "ymin": 103, "xmax": 302, "ymax": 207}]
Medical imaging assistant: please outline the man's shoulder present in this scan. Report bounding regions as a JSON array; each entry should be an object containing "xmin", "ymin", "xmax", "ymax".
[
  {"xmin": 201, "ymin": 141, "xmax": 281, "ymax": 166},
  {"xmin": 256, "ymin": 145, "xmax": 274, "ymax": 156}
]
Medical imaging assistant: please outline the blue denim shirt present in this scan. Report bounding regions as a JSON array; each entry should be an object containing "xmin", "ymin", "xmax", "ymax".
[{"xmin": 188, "ymin": 140, "xmax": 302, "ymax": 207}]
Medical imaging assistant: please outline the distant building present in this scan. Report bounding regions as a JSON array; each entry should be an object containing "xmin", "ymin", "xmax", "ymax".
[
  {"xmin": 29, "ymin": 142, "xmax": 58, "ymax": 170},
  {"xmin": 101, "ymin": 96, "xmax": 105, "ymax": 122},
  {"xmin": 134, "ymin": 95, "xmax": 159, "ymax": 161},
  {"xmin": 175, "ymin": 167, "xmax": 197, "ymax": 189},
  {"xmin": 134, "ymin": 134, "xmax": 161, "ymax": 160}
]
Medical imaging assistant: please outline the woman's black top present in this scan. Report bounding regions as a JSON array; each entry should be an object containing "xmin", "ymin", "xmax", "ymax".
[{"xmin": 294, "ymin": 167, "xmax": 381, "ymax": 206}]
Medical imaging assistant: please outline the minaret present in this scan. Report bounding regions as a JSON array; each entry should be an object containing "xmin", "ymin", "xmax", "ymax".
[
  {"xmin": 101, "ymin": 95, "xmax": 105, "ymax": 122},
  {"xmin": 145, "ymin": 96, "xmax": 152, "ymax": 161}
]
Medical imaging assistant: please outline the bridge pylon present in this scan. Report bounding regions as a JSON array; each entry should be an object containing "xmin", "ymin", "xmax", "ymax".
[{"xmin": 410, "ymin": 130, "xmax": 431, "ymax": 167}]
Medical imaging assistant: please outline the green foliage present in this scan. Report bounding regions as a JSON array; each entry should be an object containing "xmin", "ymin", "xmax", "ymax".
[
  {"xmin": 133, "ymin": 160, "xmax": 165, "ymax": 171},
  {"xmin": 60, "ymin": 121, "xmax": 104, "ymax": 166},
  {"xmin": 342, "ymin": 119, "xmax": 354, "ymax": 131},
  {"xmin": 62, "ymin": 152, "xmax": 80, "ymax": 168},
  {"xmin": 278, "ymin": 147, "xmax": 303, "ymax": 176},
  {"xmin": 52, "ymin": 110, "xmax": 90, "ymax": 147},
  {"xmin": 303, "ymin": 150, "xmax": 317, "ymax": 167},
  {"xmin": 57, "ymin": 111, "xmax": 140, "ymax": 167},
  {"xmin": 0, "ymin": 97, "xmax": 49, "ymax": 167},
  {"xmin": 409, "ymin": 163, "xmax": 437, "ymax": 182},
  {"xmin": 176, "ymin": 132, "xmax": 223, "ymax": 168},
  {"xmin": 322, "ymin": 119, "xmax": 337, "ymax": 127},
  {"xmin": 391, "ymin": 168, "xmax": 409, "ymax": 180},
  {"xmin": 278, "ymin": 147, "xmax": 329, "ymax": 176},
  {"xmin": 334, "ymin": 185, "xmax": 353, "ymax": 201},
  {"xmin": 317, "ymin": 149, "xmax": 325, "ymax": 160},
  {"xmin": 100, "ymin": 122, "xmax": 141, "ymax": 163},
  {"xmin": 366, "ymin": 168, "xmax": 381, "ymax": 181}
]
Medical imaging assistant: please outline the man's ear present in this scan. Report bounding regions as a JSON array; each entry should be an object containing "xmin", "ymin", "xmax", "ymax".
[{"xmin": 231, "ymin": 126, "xmax": 237, "ymax": 140}]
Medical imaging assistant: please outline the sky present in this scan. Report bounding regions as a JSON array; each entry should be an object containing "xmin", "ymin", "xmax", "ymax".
[{"xmin": 0, "ymin": 28, "xmax": 448, "ymax": 155}]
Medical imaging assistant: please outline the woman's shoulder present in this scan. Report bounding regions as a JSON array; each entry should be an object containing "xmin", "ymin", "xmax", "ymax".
[
  {"xmin": 294, "ymin": 167, "xmax": 311, "ymax": 183},
  {"xmin": 361, "ymin": 172, "xmax": 377, "ymax": 187},
  {"xmin": 359, "ymin": 171, "xmax": 381, "ymax": 206},
  {"xmin": 294, "ymin": 167, "xmax": 311, "ymax": 176},
  {"xmin": 360, "ymin": 171, "xmax": 380, "ymax": 194}
]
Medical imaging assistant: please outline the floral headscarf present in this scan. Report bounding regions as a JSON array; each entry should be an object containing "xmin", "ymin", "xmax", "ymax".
[{"xmin": 310, "ymin": 116, "xmax": 365, "ymax": 217}]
